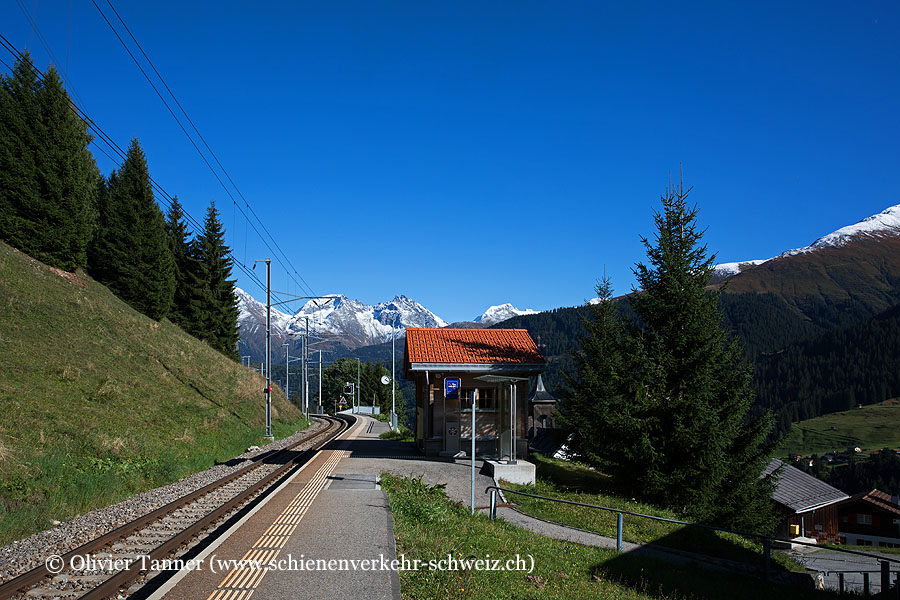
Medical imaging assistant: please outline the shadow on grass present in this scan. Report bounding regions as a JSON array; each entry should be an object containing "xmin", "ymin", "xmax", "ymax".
[{"xmin": 593, "ymin": 531, "xmax": 840, "ymax": 600}]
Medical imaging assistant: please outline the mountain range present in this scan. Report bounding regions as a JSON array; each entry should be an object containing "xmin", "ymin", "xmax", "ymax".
[{"xmin": 235, "ymin": 290, "xmax": 537, "ymax": 360}]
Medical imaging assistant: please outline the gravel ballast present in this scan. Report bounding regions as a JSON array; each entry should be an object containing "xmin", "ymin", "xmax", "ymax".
[{"xmin": 0, "ymin": 419, "xmax": 327, "ymax": 584}]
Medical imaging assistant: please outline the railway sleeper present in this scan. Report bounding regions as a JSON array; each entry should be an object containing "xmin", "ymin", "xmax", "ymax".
[{"xmin": 25, "ymin": 586, "xmax": 83, "ymax": 598}]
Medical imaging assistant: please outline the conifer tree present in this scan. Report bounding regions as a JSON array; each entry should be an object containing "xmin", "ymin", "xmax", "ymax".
[
  {"xmin": 90, "ymin": 139, "xmax": 175, "ymax": 320},
  {"xmin": 193, "ymin": 201, "xmax": 239, "ymax": 359},
  {"xmin": 0, "ymin": 54, "xmax": 98, "ymax": 270},
  {"xmin": 165, "ymin": 197, "xmax": 204, "ymax": 332},
  {"xmin": 626, "ymin": 180, "xmax": 777, "ymax": 531},
  {"xmin": 559, "ymin": 276, "xmax": 631, "ymax": 468}
]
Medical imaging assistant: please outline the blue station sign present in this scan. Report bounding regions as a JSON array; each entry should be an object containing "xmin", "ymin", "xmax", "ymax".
[{"xmin": 444, "ymin": 378, "xmax": 460, "ymax": 400}]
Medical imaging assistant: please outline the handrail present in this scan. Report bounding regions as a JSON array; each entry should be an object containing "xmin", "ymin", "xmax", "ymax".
[{"xmin": 485, "ymin": 485, "xmax": 900, "ymax": 567}]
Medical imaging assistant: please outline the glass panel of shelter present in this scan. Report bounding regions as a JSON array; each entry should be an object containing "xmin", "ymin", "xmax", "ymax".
[{"xmin": 456, "ymin": 386, "xmax": 503, "ymax": 458}]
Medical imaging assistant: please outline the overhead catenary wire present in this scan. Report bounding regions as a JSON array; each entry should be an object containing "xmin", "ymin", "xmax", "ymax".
[
  {"xmin": 0, "ymin": 35, "xmax": 280, "ymax": 304},
  {"xmin": 90, "ymin": 0, "xmax": 318, "ymax": 300},
  {"xmin": 14, "ymin": 0, "xmax": 90, "ymax": 110}
]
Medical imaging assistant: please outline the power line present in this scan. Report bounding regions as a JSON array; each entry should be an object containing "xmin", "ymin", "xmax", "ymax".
[
  {"xmin": 90, "ymin": 0, "xmax": 318, "ymax": 299},
  {"xmin": 0, "ymin": 36, "xmax": 280, "ymax": 304},
  {"xmin": 13, "ymin": 0, "xmax": 90, "ymax": 111}
]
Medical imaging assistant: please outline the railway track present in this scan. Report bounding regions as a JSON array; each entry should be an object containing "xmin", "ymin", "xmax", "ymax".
[{"xmin": 0, "ymin": 415, "xmax": 350, "ymax": 600}]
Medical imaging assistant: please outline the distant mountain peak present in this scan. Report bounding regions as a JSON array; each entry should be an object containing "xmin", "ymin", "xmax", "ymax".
[{"xmin": 474, "ymin": 303, "xmax": 538, "ymax": 325}]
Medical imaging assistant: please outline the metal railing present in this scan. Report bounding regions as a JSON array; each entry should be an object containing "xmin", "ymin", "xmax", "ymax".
[{"xmin": 486, "ymin": 485, "xmax": 900, "ymax": 596}]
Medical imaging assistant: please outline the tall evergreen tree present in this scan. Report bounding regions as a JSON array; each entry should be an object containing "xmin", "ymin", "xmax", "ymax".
[
  {"xmin": 564, "ymin": 180, "xmax": 778, "ymax": 532},
  {"xmin": 0, "ymin": 54, "xmax": 98, "ymax": 270},
  {"xmin": 559, "ymin": 276, "xmax": 630, "ymax": 467},
  {"xmin": 193, "ymin": 201, "xmax": 239, "ymax": 359},
  {"xmin": 626, "ymin": 180, "xmax": 777, "ymax": 531},
  {"xmin": 165, "ymin": 196, "xmax": 204, "ymax": 332},
  {"xmin": 89, "ymin": 139, "xmax": 175, "ymax": 320}
]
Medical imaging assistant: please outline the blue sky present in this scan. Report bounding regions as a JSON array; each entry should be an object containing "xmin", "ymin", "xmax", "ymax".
[{"xmin": 2, "ymin": 2, "xmax": 898, "ymax": 322}]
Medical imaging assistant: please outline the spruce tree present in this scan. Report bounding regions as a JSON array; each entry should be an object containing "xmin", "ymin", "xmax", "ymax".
[
  {"xmin": 626, "ymin": 180, "xmax": 777, "ymax": 531},
  {"xmin": 90, "ymin": 139, "xmax": 175, "ymax": 320},
  {"xmin": 0, "ymin": 55, "xmax": 98, "ymax": 270},
  {"xmin": 193, "ymin": 201, "xmax": 239, "ymax": 359},
  {"xmin": 559, "ymin": 276, "xmax": 631, "ymax": 468},
  {"xmin": 165, "ymin": 196, "xmax": 203, "ymax": 332}
]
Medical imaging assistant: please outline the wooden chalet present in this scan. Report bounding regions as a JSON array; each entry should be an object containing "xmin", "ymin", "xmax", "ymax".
[
  {"xmin": 837, "ymin": 489, "xmax": 900, "ymax": 548},
  {"xmin": 764, "ymin": 458, "xmax": 849, "ymax": 542}
]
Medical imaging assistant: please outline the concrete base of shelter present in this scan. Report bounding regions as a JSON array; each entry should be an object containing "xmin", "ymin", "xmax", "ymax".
[{"xmin": 484, "ymin": 459, "xmax": 536, "ymax": 485}]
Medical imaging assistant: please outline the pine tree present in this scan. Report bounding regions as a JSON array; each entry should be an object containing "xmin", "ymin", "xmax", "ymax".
[
  {"xmin": 89, "ymin": 139, "xmax": 175, "ymax": 320},
  {"xmin": 0, "ymin": 54, "xmax": 98, "ymax": 270},
  {"xmin": 626, "ymin": 180, "xmax": 777, "ymax": 531},
  {"xmin": 193, "ymin": 201, "xmax": 239, "ymax": 359},
  {"xmin": 559, "ymin": 275, "xmax": 631, "ymax": 467}
]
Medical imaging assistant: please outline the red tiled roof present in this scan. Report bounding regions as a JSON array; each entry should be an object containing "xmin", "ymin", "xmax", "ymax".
[
  {"xmin": 405, "ymin": 328, "xmax": 544, "ymax": 365},
  {"xmin": 842, "ymin": 489, "xmax": 900, "ymax": 516}
]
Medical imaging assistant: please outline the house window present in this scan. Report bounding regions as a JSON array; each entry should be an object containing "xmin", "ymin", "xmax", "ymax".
[
  {"xmin": 478, "ymin": 388, "xmax": 496, "ymax": 410},
  {"xmin": 857, "ymin": 513, "xmax": 872, "ymax": 525},
  {"xmin": 459, "ymin": 388, "xmax": 496, "ymax": 410}
]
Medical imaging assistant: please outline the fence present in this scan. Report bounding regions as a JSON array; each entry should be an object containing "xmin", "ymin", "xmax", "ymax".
[{"xmin": 486, "ymin": 485, "xmax": 900, "ymax": 596}]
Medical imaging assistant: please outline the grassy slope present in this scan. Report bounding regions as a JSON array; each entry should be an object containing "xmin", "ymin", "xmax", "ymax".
[
  {"xmin": 0, "ymin": 242, "xmax": 308, "ymax": 545},
  {"xmin": 382, "ymin": 474, "xmax": 837, "ymax": 600},
  {"xmin": 777, "ymin": 398, "xmax": 900, "ymax": 457}
]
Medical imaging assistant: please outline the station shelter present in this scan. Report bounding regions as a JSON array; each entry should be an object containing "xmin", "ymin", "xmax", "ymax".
[{"xmin": 404, "ymin": 328, "xmax": 546, "ymax": 459}]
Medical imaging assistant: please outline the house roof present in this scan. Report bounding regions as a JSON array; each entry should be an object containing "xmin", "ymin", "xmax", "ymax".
[
  {"xmin": 528, "ymin": 374, "xmax": 557, "ymax": 404},
  {"xmin": 764, "ymin": 459, "xmax": 849, "ymax": 513},
  {"xmin": 405, "ymin": 328, "xmax": 544, "ymax": 370},
  {"xmin": 841, "ymin": 489, "xmax": 900, "ymax": 516}
]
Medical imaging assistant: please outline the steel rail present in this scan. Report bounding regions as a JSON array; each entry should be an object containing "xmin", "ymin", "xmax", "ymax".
[{"xmin": 0, "ymin": 416, "xmax": 348, "ymax": 600}]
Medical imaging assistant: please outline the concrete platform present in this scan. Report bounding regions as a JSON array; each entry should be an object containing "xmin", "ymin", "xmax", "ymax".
[
  {"xmin": 484, "ymin": 459, "xmax": 536, "ymax": 485},
  {"xmin": 152, "ymin": 416, "xmax": 400, "ymax": 600},
  {"xmin": 250, "ymin": 487, "xmax": 400, "ymax": 600}
]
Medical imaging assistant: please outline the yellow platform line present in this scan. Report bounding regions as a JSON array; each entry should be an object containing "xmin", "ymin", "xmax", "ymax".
[{"xmin": 205, "ymin": 443, "xmax": 354, "ymax": 596}]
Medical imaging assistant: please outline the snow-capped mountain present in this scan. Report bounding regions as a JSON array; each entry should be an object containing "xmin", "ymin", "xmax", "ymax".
[
  {"xmin": 236, "ymin": 289, "xmax": 447, "ymax": 351},
  {"xmin": 780, "ymin": 203, "xmax": 900, "ymax": 257},
  {"xmin": 713, "ymin": 203, "xmax": 900, "ymax": 283},
  {"xmin": 290, "ymin": 294, "xmax": 447, "ymax": 346},
  {"xmin": 474, "ymin": 304, "xmax": 538, "ymax": 325},
  {"xmin": 235, "ymin": 287, "xmax": 293, "ymax": 336},
  {"xmin": 710, "ymin": 259, "xmax": 770, "ymax": 284}
]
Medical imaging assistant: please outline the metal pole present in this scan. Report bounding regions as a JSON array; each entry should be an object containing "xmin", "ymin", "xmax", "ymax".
[
  {"xmin": 490, "ymin": 489, "xmax": 497, "ymax": 519},
  {"xmin": 391, "ymin": 315, "xmax": 400, "ymax": 431},
  {"xmin": 471, "ymin": 389, "xmax": 476, "ymax": 515},
  {"xmin": 392, "ymin": 315, "xmax": 396, "ymax": 429},
  {"xmin": 318, "ymin": 350, "xmax": 322, "ymax": 414},
  {"xmin": 356, "ymin": 358, "xmax": 360, "ymax": 413},
  {"xmin": 616, "ymin": 512, "xmax": 623, "ymax": 552},
  {"xmin": 283, "ymin": 343, "xmax": 289, "ymax": 403},
  {"xmin": 262, "ymin": 259, "xmax": 272, "ymax": 439},
  {"xmin": 304, "ymin": 317, "xmax": 309, "ymax": 420},
  {"xmin": 512, "ymin": 382, "xmax": 517, "ymax": 463}
]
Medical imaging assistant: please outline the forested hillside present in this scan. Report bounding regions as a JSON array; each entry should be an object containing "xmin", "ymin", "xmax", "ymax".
[
  {"xmin": 753, "ymin": 304, "xmax": 900, "ymax": 429},
  {"xmin": 496, "ymin": 286, "xmax": 900, "ymax": 440}
]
